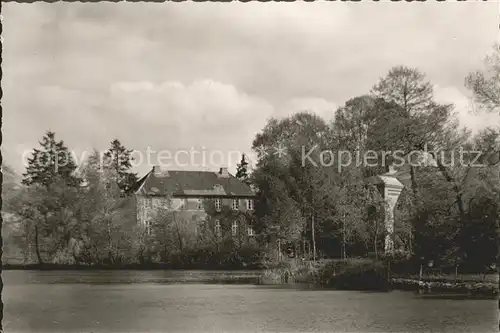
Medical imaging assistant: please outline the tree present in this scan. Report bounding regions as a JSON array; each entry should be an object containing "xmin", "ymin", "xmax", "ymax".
[
  {"xmin": 78, "ymin": 151, "xmax": 136, "ymax": 265},
  {"xmin": 333, "ymin": 95, "xmax": 376, "ymax": 152},
  {"xmin": 2, "ymin": 164, "xmax": 26, "ymax": 264},
  {"xmin": 104, "ymin": 139, "xmax": 138, "ymax": 194},
  {"xmin": 17, "ymin": 132, "xmax": 83, "ymax": 263},
  {"xmin": 236, "ymin": 154, "xmax": 250, "ymax": 185},
  {"xmin": 11, "ymin": 176, "xmax": 80, "ymax": 264},
  {"xmin": 10, "ymin": 185, "xmax": 46, "ymax": 264},
  {"xmin": 410, "ymin": 167, "xmax": 458, "ymax": 264},
  {"xmin": 149, "ymin": 203, "xmax": 197, "ymax": 262},
  {"xmin": 333, "ymin": 95, "xmax": 409, "ymax": 177},
  {"xmin": 251, "ymin": 112, "xmax": 386, "ymax": 260},
  {"xmin": 371, "ymin": 66, "xmax": 456, "ymax": 198},
  {"xmin": 465, "ymin": 45, "xmax": 500, "ymax": 114},
  {"xmin": 465, "ymin": 45, "xmax": 500, "ymax": 331},
  {"xmin": 407, "ymin": 128, "xmax": 499, "ymax": 269},
  {"xmin": 252, "ymin": 113, "xmax": 334, "ymax": 258},
  {"xmin": 150, "ymin": 204, "xmax": 177, "ymax": 262},
  {"xmin": 460, "ymin": 192, "xmax": 499, "ymax": 272},
  {"xmin": 22, "ymin": 131, "xmax": 80, "ymax": 188}
]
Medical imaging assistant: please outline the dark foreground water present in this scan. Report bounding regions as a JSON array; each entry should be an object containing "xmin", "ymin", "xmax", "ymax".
[{"xmin": 3, "ymin": 270, "xmax": 497, "ymax": 333}]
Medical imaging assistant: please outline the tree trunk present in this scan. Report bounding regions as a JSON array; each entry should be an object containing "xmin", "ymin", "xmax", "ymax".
[
  {"xmin": 34, "ymin": 223, "xmax": 43, "ymax": 265},
  {"xmin": 176, "ymin": 228, "xmax": 184, "ymax": 253},
  {"xmin": 312, "ymin": 215, "xmax": 316, "ymax": 262},
  {"xmin": 163, "ymin": 225, "xmax": 169, "ymax": 261},
  {"xmin": 107, "ymin": 222, "xmax": 114, "ymax": 265},
  {"xmin": 429, "ymin": 152, "xmax": 467, "ymax": 222},
  {"xmin": 342, "ymin": 213, "xmax": 347, "ymax": 260},
  {"xmin": 171, "ymin": 213, "xmax": 184, "ymax": 253},
  {"xmin": 409, "ymin": 165, "xmax": 419, "ymax": 199},
  {"xmin": 497, "ymin": 196, "xmax": 500, "ymax": 332},
  {"xmin": 175, "ymin": 226, "xmax": 184, "ymax": 253},
  {"xmin": 374, "ymin": 219, "xmax": 379, "ymax": 260},
  {"xmin": 302, "ymin": 239, "xmax": 306, "ymax": 259},
  {"xmin": 277, "ymin": 239, "xmax": 281, "ymax": 261},
  {"xmin": 408, "ymin": 228, "xmax": 412, "ymax": 254}
]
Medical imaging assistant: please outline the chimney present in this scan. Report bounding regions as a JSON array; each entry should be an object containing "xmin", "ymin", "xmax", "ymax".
[
  {"xmin": 219, "ymin": 167, "xmax": 229, "ymax": 178},
  {"xmin": 152, "ymin": 166, "xmax": 169, "ymax": 177}
]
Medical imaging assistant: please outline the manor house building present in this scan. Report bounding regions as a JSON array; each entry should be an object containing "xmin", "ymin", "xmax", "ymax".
[{"xmin": 132, "ymin": 166, "xmax": 257, "ymax": 236}]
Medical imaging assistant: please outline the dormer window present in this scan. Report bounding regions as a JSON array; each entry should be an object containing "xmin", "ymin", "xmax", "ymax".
[
  {"xmin": 232, "ymin": 199, "xmax": 239, "ymax": 210},
  {"xmin": 215, "ymin": 198, "xmax": 221, "ymax": 212}
]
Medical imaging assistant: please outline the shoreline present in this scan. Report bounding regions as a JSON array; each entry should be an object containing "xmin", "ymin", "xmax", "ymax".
[
  {"xmin": 1, "ymin": 263, "xmax": 263, "ymax": 271},
  {"xmin": 3, "ymin": 267, "xmax": 497, "ymax": 297},
  {"xmin": 390, "ymin": 277, "xmax": 498, "ymax": 297}
]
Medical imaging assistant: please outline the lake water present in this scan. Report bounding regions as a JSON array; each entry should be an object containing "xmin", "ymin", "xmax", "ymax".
[{"xmin": 3, "ymin": 270, "xmax": 497, "ymax": 332}]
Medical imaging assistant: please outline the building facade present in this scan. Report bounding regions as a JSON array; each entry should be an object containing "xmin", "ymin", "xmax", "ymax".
[{"xmin": 132, "ymin": 166, "xmax": 257, "ymax": 237}]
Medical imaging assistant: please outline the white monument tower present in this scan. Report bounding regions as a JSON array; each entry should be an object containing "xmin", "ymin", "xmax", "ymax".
[{"xmin": 367, "ymin": 165, "xmax": 404, "ymax": 254}]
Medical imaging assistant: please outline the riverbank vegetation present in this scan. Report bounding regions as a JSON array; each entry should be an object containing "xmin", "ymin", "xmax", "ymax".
[
  {"xmin": 3, "ymin": 49, "xmax": 499, "ymax": 296},
  {"xmin": 257, "ymin": 258, "xmax": 498, "ymax": 296}
]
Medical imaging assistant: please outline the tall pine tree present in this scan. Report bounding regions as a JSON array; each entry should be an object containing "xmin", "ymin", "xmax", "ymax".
[
  {"xmin": 104, "ymin": 139, "xmax": 138, "ymax": 194},
  {"xmin": 22, "ymin": 131, "xmax": 80, "ymax": 187},
  {"xmin": 235, "ymin": 154, "xmax": 250, "ymax": 185}
]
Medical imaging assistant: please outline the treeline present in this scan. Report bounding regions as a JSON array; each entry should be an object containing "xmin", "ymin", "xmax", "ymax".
[
  {"xmin": 252, "ymin": 50, "xmax": 500, "ymax": 273},
  {"xmin": 3, "ymin": 47, "xmax": 500, "ymax": 272},
  {"xmin": 3, "ymin": 135, "xmax": 261, "ymax": 268}
]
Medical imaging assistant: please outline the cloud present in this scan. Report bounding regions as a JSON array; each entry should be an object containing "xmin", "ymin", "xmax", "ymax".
[
  {"xmin": 3, "ymin": 2, "xmax": 499, "ymax": 177},
  {"xmin": 434, "ymin": 85, "xmax": 500, "ymax": 133},
  {"xmin": 108, "ymin": 79, "xmax": 274, "ymax": 160},
  {"xmin": 280, "ymin": 98, "xmax": 338, "ymax": 121}
]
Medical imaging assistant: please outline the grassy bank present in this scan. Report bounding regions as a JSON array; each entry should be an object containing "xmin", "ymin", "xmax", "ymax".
[
  {"xmin": 258, "ymin": 259, "xmax": 389, "ymax": 291},
  {"xmin": 390, "ymin": 278, "xmax": 498, "ymax": 296},
  {"xmin": 257, "ymin": 259, "xmax": 499, "ymax": 295}
]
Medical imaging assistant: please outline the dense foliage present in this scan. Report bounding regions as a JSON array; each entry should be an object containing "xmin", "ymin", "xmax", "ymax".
[{"xmin": 4, "ymin": 53, "xmax": 499, "ymax": 272}]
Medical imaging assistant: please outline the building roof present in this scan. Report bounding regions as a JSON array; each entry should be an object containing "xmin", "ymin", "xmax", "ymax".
[{"xmin": 132, "ymin": 167, "xmax": 256, "ymax": 197}]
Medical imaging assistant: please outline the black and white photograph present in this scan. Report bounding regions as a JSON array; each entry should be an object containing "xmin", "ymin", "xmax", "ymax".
[{"xmin": 2, "ymin": 1, "xmax": 500, "ymax": 332}]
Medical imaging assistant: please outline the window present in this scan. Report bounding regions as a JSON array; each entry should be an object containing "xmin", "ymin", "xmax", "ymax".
[
  {"xmin": 232, "ymin": 221, "xmax": 238, "ymax": 236},
  {"xmin": 145, "ymin": 198, "xmax": 152, "ymax": 209},
  {"xmin": 215, "ymin": 198, "xmax": 221, "ymax": 212},
  {"xmin": 197, "ymin": 199, "xmax": 204, "ymax": 211},
  {"xmin": 232, "ymin": 199, "xmax": 239, "ymax": 210},
  {"xmin": 145, "ymin": 220, "xmax": 152, "ymax": 235},
  {"xmin": 152, "ymin": 198, "xmax": 161, "ymax": 208},
  {"xmin": 247, "ymin": 199, "xmax": 254, "ymax": 211},
  {"xmin": 181, "ymin": 198, "xmax": 187, "ymax": 210},
  {"xmin": 247, "ymin": 225, "xmax": 255, "ymax": 236},
  {"xmin": 215, "ymin": 219, "xmax": 221, "ymax": 237}
]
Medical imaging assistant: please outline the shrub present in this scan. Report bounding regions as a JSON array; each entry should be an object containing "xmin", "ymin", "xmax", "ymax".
[
  {"xmin": 257, "ymin": 260, "xmax": 319, "ymax": 285},
  {"xmin": 52, "ymin": 249, "xmax": 76, "ymax": 265},
  {"xmin": 316, "ymin": 259, "xmax": 389, "ymax": 290},
  {"xmin": 257, "ymin": 258, "xmax": 390, "ymax": 290}
]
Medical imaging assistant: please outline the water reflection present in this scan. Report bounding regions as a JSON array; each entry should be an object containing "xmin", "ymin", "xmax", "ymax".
[{"xmin": 3, "ymin": 270, "xmax": 497, "ymax": 333}]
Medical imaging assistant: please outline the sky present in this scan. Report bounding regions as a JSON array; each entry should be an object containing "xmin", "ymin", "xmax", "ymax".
[{"xmin": 3, "ymin": 2, "xmax": 500, "ymax": 178}]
